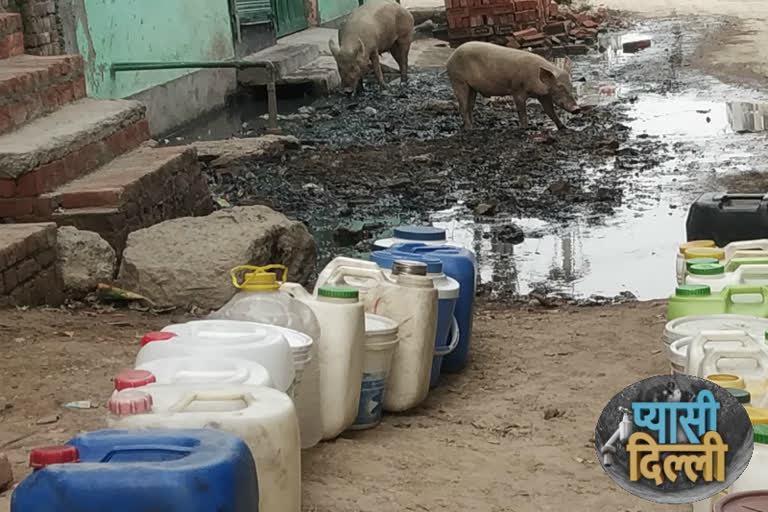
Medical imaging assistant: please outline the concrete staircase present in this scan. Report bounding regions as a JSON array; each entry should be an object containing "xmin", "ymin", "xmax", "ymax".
[{"xmin": 0, "ymin": 11, "xmax": 214, "ymax": 306}]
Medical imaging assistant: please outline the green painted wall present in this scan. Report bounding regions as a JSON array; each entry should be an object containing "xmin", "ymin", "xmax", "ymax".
[
  {"xmin": 317, "ymin": 0, "xmax": 357, "ymax": 24},
  {"xmin": 71, "ymin": 0, "xmax": 235, "ymax": 98}
]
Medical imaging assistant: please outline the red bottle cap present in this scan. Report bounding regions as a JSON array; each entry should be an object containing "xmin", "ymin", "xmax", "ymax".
[
  {"xmin": 107, "ymin": 389, "xmax": 153, "ymax": 415},
  {"xmin": 29, "ymin": 445, "xmax": 80, "ymax": 469},
  {"xmin": 113, "ymin": 369, "xmax": 156, "ymax": 391},
  {"xmin": 140, "ymin": 331, "xmax": 176, "ymax": 346}
]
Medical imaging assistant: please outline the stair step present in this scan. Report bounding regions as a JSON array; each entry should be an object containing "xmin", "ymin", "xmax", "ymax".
[
  {"xmin": 239, "ymin": 43, "xmax": 320, "ymax": 85},
  {"xmin": 0, "ymin": 53, "xmax": 87, "ymax": 135},
  {"xmin": 278, "ymin": 55, "xmax": 341, "ymax": 96},
  {"xmin": 45, "ymin": 144, "xmax": 214, "ymax": 253},
  {"xmin": 0, "ymin": 98, "xmax": 149, "ymax": 198},
  {"xmin": 0, "ymin": 13, "xmax": 23, "ymax": 60}
]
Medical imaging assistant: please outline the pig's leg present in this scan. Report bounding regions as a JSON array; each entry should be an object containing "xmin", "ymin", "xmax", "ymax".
[
  {"xmin": 390, "ymin": 40, "xmax": 410, "ymax": 84},
  {"xmin": 451, "ymin": 79, "xmax": 474, "ymax": 129},
  {"xmin": 513, "ymin": 94, "xmax": 530, "ymax": 130},
  {"xmin": 539, "ymin": 95, "xmax": 566, "ymax": 130},
  {"xmin": 371, "ymin": 52, "xmax": 387, "ymax": 89}
]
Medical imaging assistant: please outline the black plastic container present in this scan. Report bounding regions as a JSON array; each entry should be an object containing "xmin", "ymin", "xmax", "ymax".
[{"xmin": 686, "ymin": 193, "xmax": 768, "ymax": 246}]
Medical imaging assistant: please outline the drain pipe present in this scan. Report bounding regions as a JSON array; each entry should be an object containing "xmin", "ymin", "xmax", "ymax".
[{"xmin": 110, "ymin": 61, "xmax": 280, "ymax": 133}]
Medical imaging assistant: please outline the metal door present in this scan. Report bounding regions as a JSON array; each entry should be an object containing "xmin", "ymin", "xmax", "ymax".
[{"xmin": 272, "ymin": 0, "xmax": 308, "ymax": 37}]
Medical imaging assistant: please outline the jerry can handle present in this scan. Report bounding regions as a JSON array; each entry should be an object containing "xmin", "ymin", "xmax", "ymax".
[
  {"xmin": 172, "ymin": 368, "xmax": 251, "ymax": 384},
  {"xmin": 697, "ymin": 346, "xmax": 768, "ymax": 376},
  {"xmin": 723, "ymin": 285, "xmax": 768, "ymax": 303},
  {"xmin": 737, "ymin": 264, "xmax": 768, "ymax": 279},
  {"xmin": 169, "ymin": 390, "xmax": 256, "ymax": 412},
  {"xmin": 434, "ymin": 316, "xmax": 460, "ymax": 356},
  {"xmin": 322, "ymin": 265, "xmax": 389, "ymax": 288},
  {"xmin": 230, "ymin": 264, "xmax": 288, "ymax": 288},
  {"xmin": 686, "ymin": 330, "xmax": 752, "ymax": 359}
]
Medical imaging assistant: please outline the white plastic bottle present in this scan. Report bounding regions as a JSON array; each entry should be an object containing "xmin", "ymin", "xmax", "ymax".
[
  {"xmin": 107, "ymin": 384, "xmax": 301, "ymax": 512},
  {"xmin": 280, "ymin": 283, "xmax": 366, "ymax": 440},
  {"xmin": 207, "ymin": 264, "xmax": 323, "ymax": 449}
]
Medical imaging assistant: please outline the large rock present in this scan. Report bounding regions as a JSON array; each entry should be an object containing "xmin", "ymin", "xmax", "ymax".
[
  {"xmin": 117, "ymin": 206, "xmax": 316, "ymax": 310},
  {"xmin": 56, "ymin": 226, "xmax": 117, "ymax": 294}
]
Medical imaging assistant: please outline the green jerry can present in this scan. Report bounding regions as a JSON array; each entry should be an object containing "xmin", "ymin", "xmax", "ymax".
[{"xmin": 667, "ymin": 284, "xmax": 768, "ymax": 321}]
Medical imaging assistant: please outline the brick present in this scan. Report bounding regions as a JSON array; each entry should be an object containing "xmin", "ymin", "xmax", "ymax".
[
  {"xmin": 565, "ymin": 44, "xmax": 588, "ymax": 55},
  {"xmin": 515, "ymin": 9, "xmax": 538, "ymax": 22},
  {"xmin": 3, "ymin": 266, "xmax": 17, "ymax": 290},
  {"xmin": 549, "ymin": 2, "xmax": 558, "ymax": 15},
  {"xmin": 0, "ymin": 31, "xmax": 24, "ymax": 59},
  {"xmin": 622, "ymin": 39, "xmax": 651, "ymax": 53},
  {"xmin": 513, "ymin": 27, "xmax": 538, "ymax": 38},
  {"xmin": 544, "ymin": 21, "xmax": 568, "ymax": 35},
  {"xmin": 514, "ymin": 0, "xmax": 537, "ymax": 11},
  {"xmin": 15, "ymin": 257, "xmax": 40, "ymax": 283},
  {"xmin": 35, "ymin": 247, "xmax": 55, "ymax": 268},
  {"xmin": 24, "ymin": 31, "xmax": 51, "ymax": 47},
  {"xmin": 0, "ymin": 179, "xmax": 14, "ymax": 198}
]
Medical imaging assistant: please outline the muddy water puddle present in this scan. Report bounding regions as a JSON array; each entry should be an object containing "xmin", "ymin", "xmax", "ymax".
[{"xmin": 202, "ymin": 15, "xmax": 768, "ymax": 302}]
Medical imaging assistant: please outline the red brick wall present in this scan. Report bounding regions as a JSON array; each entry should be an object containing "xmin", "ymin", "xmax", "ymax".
[{"xmin": 0, "ymin": 0, "xmax": 63, "ymax": 56}]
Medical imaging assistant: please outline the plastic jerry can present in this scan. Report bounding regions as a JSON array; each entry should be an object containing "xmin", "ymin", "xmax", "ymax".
[
  {"xmin": 107, "ymin": 384, "xmax": 300, "ymax": 512},
  {"xmin": 10, "ymin": 429, "xmax": 259, "ymax": 512},
  {"xmin": 369, "ymin": 248, "xmax": 459, "ymax": 388},
  {"xmin": 388, "ymin": 242, "xmax": 477, "ymax": 373},
  {"xmin": 687, "ymin": 331, "xmax": 768, "ymax": 400},
  {"xmin": 138, "ymin": 320, "xmax": 296, "ymax": 395},
  {"xmin": 686, "ymin": 192, "xmax": 768, "ymax": 247},
  {"xmin": 207, "ymin": 265, "xmax": 322, "ymax": 449},
  {"xmin": 723, "ymin": 239, "xmax": 768, "ymax": 262},
  {"xmin": 312, "ymin": 258, "xmax": 439, "ymax": 412},
  {"xmin": 687, "ymin": 262, "xmax": 768, "ymax": 292},
  {"xmin": 730, "ymin": 423, "xmax": 768, "ymax": 494},
  {"xmin": 372, "ymin": 225, "xmax": 466, "ymax": 252},
  {"xmin": 667, "ymin": 284, "xmax": 768, "ymax": 321},
  {"xmin": 280, "ymin": 283, "xmax": 366, "ymax": 440},
  {"xmin": 676, "ymin": 240, "xmax": 716, "ymax": 285}
]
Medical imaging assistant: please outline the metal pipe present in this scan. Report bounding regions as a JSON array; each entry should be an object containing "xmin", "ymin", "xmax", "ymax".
[{"xmin": 110, "ymin": 61, "xmax": 280, "ymax": 132}]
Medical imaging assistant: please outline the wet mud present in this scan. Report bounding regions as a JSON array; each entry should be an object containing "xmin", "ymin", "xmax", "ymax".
[{"xmin": 198, "ymin": 15, "xmax": 768, "ymax": 302}]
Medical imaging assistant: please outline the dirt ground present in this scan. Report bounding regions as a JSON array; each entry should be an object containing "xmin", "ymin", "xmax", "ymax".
[
  {"xmin": 587, "ymin": 0, "xmax": 768, "ymax": 88},
  {"xmin": 0, "ymin": 301, "xmax": 685, "ymax": 512}
]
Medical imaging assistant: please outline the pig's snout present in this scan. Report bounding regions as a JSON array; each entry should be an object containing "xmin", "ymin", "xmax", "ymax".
[{"xmin": 342, "ymin": 87, "xmax": 355, "ymax": 96}]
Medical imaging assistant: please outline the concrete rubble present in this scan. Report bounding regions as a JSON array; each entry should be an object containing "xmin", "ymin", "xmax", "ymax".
[
  {"xmin": 117, "ymin": 206, "xmax": 317, "ymax": 311},
  {"xmin": 56, "ymin": 226, "xmax": 117, "ymax": 296},
  {"xmin": 193, "ymin": 135, "xmax": 301, "ymax": 169}
]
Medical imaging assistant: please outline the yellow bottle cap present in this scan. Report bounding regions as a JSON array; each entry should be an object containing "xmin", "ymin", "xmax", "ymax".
[
  {"xmin": 706, "ymin": 374, "xmax": 745, "ymax": 389},
  {"xmin": 229, "ymin": 264, "xmax": 288, "ymax": 291},
  {"xmin": 679, "ymin": 240, "xmax": 716, "ymax": 255},
  {"xmin": 684, "ymin": 247, "xmax": 725, "ymax": 260},
  {"xmin": 744, "ymin": 406, "xmax": 768, "ymax": 424}
]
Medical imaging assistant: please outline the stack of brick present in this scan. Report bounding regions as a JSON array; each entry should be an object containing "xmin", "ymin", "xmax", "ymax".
[
  {"xmin": 445, "ymin": 0, "xmax": 605, "ymax": 57},
  {"xmin": 0, "ymin": 11, "xmax": 215, "ymax": 306},
  {"xmin": 0, "ymin": 222, "xmax": 62, "ymax": 307},
  {"xmin": 19, "ymin": 0, "xmax": 61, "ymax": 56}
]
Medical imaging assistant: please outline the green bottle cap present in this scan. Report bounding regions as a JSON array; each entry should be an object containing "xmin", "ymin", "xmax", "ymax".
[
  {"xmin": 675, "ymin": 284, "xmax": 711, "ymax": 296},
  {"xmin": 754, "ymin": 423, "xmax": 768, "ymax": 445},
  {"xmin": 317, "ymin": 286, "xmax": 359, "ymax": 299},
  {"xmin": 688, "ymin": 263, "xmax": 725, "ymax": 276},
  {"xmin": 686, "ymin": 257, "xmax": 719, "ymax": 269},
  {"xmin": 726, "ymin": 388, "xmax": 751, "ymax": 404}
]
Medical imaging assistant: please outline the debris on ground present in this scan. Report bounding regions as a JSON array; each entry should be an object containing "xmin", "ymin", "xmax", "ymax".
[{"xmin": 36, "ymin": 414, "xmax": 60, "ymax": 425}]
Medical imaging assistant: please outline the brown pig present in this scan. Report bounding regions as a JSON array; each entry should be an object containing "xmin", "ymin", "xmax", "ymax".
[
  {"xmin": 329, "ymin": 0, "xmax": 414, "ymax": 95},
  {"xmin": 445, "ymin": 41, "xmax": 581, "ymax": 130}
]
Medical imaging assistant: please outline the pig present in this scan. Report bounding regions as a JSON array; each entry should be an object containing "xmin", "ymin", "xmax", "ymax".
[
  {"xmin": 328, "ymin": 0, "xmax": 415, "ymax": 95},
  {"xmin": 445, "ymin": 41, "xmax": 581, "ymax": 130}
]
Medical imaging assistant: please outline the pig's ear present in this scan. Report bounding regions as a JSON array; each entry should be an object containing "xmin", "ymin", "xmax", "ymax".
[
  {"xmin": 329, "ymin": 39, "xmax": 340, "ymax": 57},
  {"xmin": 539, "ymin": 67, "xmax": 557, "ymax": 88},
  {"xmin": 355, "ymin": 38, "xmax": 366, "ymax": 57}
]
